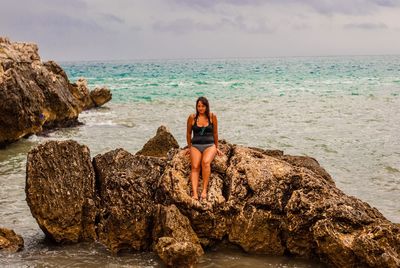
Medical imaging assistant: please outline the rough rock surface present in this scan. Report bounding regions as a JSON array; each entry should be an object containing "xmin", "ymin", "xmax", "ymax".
[
  {"xmin": 153, "ymin": 205, "xmax": 204, "ymax": 267},
  {"xmin": 26, "ymin": 140, "xmax": 97, "ymax": 243},
  {"xmin": 25, "ymin": 132, "xmax": 400, "ymax": 267},
  {"xmin": 90, "ymin": 87, "xmax": 112, "ymax": 107},
  {"xmin": 93, "ymin": 148, "xmax": 166, "ymax": 252},
  {"xmin": 136, "ymin": 125, "xmax": 179, "ymax": 157},
  {"xmin": 0, "ymin": 37, "xmax": 111, "ymax": 147},
  {"xmin": 0, "ymin": 227, "xmax": 24, "ymax": 252},
  {"xmin": 69, "ymin": 78, "xmax": 95, "ymax": 110}
]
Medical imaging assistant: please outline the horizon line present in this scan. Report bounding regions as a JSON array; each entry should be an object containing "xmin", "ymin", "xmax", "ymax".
[{"xmin": 54, "ymin": 53, "xmax": 400, "ymax": 64}]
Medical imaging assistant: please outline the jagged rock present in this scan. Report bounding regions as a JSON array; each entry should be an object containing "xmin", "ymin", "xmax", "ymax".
[
  {"xmin": 136, "ymin": 126, "xmax": 179, "ymax": 157},
  {"xmin": 229, "ymin": 206, "xmax": 285, "ymax": 254},
  {"xmin": 93, "ymin": 149, "xmax": 166, "ymax": 253},
  {"xmin": 280, "ymin": 155, "xmax": 334, "ymax": 184},
  {"xmin": 43, "ymin": 60, "xmax": 69, "ymax": 81},
  {"xmin": 90, "ymin": 87, "xmax": 112, "ymax": 107},
  {"xmin": 25, "ymin": 133, "xmax": 400, "ymax": 268},
  {"xmin": 352, "ymin": 222, "xmax": 400, "ymax": 268},
  {"xmin": 0, "ymin": 227, "xmax": 24, "ymax": 252},
  {"xmin": 26, "ymin": 140, "xmax": 97, "ymax": 243},
  {"xmin": 155, "ymin": 238, "xmax": 201, "ymax": 268},
  {"xmin": 68, "ymin": 78, "xmax": 95, "ymax": 110},
  {"xmin": 0, "ymin": 37, "xmax": 111, "ymax": 147},
  {"xmin": 153, "ymin": 205, "xmax": 204, "ymax": 267}
]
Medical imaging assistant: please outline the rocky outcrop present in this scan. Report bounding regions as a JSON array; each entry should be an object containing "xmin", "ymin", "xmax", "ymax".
[
  {"xmin": 26, "ymin": 140, "xmax": 97, "ymax": 243},
  {"xmin": 0, "ymin": 37, "xmax": 111, "ymax": 147},
  {"xmin": 90, "ymin": 87, "xmax": 112, "ymax": 107},
  {"xmin": 68, "ymin": 78, "xmax": 95, "ymax": 110},
  {"xmin": 0, "ymin": 227, "xmax": 24, "ymax": 252},
  {"xmin": 25, "ymin": 132, "xmax": 400, "ymax": 267},
  {"xmin": 93, "ymin": 148, "xmax": 166, "ymax": 252},
  {"xmin": 136, "ymin": 125, "xmax": 179, "ymax": 157}
]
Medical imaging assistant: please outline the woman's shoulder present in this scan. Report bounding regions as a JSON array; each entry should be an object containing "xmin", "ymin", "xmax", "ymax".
[{"xmin": 187, "ymin": 113, "xmax": 196, "ymax": 121}]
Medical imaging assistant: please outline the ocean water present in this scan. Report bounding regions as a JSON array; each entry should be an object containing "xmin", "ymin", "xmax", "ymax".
[{"xmin": 1, "ymin": 56, "xmax": 399, "ymax": 267}]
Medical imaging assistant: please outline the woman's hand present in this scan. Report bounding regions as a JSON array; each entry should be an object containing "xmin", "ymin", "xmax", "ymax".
[
  {"xmin": 184, "ymin": 147, "xmax": 191, "ymax": 156},
  {"xmin": 216, "ymin": 148, "xmax": 223, "ymax": 156}
]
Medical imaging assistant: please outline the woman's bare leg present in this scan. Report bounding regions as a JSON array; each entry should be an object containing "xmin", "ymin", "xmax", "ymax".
[
  {"xmin": 190, "ymin": 146, "xmax": 202, "ymax": 200},
  {"xmin": 200, "ymin": 145, "xmax": 217, "ymax": 200}
]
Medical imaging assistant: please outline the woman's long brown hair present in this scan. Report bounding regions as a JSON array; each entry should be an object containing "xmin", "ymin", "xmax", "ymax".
[{"xmin": 195, "ymin": 96, "xmax": 210, "ymax": 122}]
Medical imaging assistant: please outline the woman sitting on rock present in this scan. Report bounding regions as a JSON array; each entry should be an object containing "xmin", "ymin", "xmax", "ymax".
[{"xmin": 185, "ymin": 96, "xmax": 222, "ymax": 201}]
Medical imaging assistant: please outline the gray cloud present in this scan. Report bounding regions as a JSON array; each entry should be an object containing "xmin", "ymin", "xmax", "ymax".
[
  {"xmin": 172, "ymin": 0, "xmax": 266, "ymax": 9},
  {"xmin": 292, "ymin": 23, "xmax": 312, "ymax": 31},
  {"xmin": 344, "ymin": 23, "xmax": 388, "ymax": 30},
  {"xmin": 171, "ymin": 0, "xmax": 400, "ymax": 15},
  {"xmin": 0, "ymin": 0, "xmax": 89, "ymax": 13},
  {"xmin": 152, "ymin": 18, "xmax": 216, "ymax": 34},
  {"xmin": 298, "ymin": 0, "xmax": 399, "ymax": 15},
  {"xmin": 0, "ymin": 0, "xmax": 121, "ymax": 60},
  {"xmin": 222, "ymin": 16, "xmax": 275, "ymax": 34},
  {"xmin": 1, "ymin": 0, "xmax": 399, "ymax": 60},
  {"xmin": 172, "ymin": 0, "xmax": 217, "ymax": 9},
  {"xmin": 1, "ymin": 9, "xmax": 106, "ymax": 40},
  {"xmin": 0, "ymin": 0, "xmax": 107, "ymax": 35},
  {"xmin": 100, "ymin": 13, "xmax": 125, "ymax": 24},
  {"xmin": 152, "ymin": 16, "xmax": 274, "ymax": 35}
]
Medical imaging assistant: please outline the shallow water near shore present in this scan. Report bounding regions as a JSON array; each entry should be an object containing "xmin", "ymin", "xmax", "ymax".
[{"xmin": 1, "ymin": 55, "xmax": 399, "ymax": 267}]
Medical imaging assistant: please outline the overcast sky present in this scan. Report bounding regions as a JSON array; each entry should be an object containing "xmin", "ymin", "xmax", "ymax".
[{"xmin": 1, "ymin": 0, "xmax": 400, "ymax": 61}]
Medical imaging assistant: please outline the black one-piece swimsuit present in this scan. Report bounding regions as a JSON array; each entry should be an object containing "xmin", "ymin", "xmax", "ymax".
[{"xmin": 191, "ymin": 116, "xmax": 214, "ymax": 153}]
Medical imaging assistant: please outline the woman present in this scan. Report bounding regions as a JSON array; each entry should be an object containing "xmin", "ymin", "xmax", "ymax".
[{"xmin": 186, "ymin": 96, "xmax": 222, "ymax": 201}]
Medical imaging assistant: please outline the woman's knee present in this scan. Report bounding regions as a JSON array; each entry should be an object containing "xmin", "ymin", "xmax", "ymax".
[
  {"xmin": 201, "ymin": 159, "xmax": 211, "ymax": 168},
  {"xmin": 191, "ymin": 164, "xmax": 201, "ymax": 172}
]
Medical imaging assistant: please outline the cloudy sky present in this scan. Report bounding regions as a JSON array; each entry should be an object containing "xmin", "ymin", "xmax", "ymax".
[{"xmin": 1, "ymin": 0, "xmax": 400, "ymax": 61}]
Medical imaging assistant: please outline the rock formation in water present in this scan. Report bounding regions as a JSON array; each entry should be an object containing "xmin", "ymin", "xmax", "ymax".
[
  {"xmin": 136, "ymin": 125, "xmax": 180, "ymax": 157},
  {"xmin": 90, "ymin": 86, "xmax": 112, "ymax": 107},
  {"xmin": 0, "ymin": 37, "xmax": 112, "ymax": 147},
  {"xmin": 0, "ymin": 227, "xmax": 24, "ymax": 253},
  {"xmin": 25, "ymin": 126, "xmax": 400, "ymax": 268},
  {"xmin": 26, "ymin": 140, "xmax": 97, "ymax": 243}
]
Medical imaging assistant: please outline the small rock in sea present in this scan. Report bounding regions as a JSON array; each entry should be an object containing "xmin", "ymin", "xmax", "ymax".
[
  {"xmin": 90, "ymin": 87, "xmax": 112, "ymax": 107},
  {"xmin": 0, "ymin": 227, "xmax": 24, "ymax": 253}
]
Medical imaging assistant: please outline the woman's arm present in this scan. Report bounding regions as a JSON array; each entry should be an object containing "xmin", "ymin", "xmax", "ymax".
[
  {"xmin": 212, "ymin": 113, "xmax": 218, "ymax": 148},
  {"xmin": 186, "ymin": 114, "xmax": 193, "ymax": 148}
]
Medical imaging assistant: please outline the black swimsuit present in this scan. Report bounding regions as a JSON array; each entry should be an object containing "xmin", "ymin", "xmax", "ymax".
[{"xmin": 191, "ymin": 115, "xmax": 215, "ymax": 153}]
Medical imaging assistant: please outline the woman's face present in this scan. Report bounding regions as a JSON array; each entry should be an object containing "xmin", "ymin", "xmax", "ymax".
[{"xmin": 197, "ymin": 101, "xmax": 207, "ymax": 114}]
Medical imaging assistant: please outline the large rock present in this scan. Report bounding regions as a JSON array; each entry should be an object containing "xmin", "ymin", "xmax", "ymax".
[
  {"xmin": 136, "ymin": 125, "xmax": 179, "ymax": 157},
  {"xmin": 0, "ymin": 227, "xmax": 24, "ymax": 252},
  {"xmin": 0, "ymin": 37, "xmax": 111, "ymax": 147},
  {"xmin": 157, "ymin": 142, "xmax": 400, "ymax": 267},
  {"xmin": 25, "ymin": 133, "xmax": 400, "ymax": 268},
  {"xmin": 153, "ymin": 205, "xmax": 204, "ymax": 267},
  {"xmin": 26, "ymin": 140, "xmax": 97, "ymax": 243},
  {"xmin": 93, "ymin": 148, "xmax": 166, "ymax": 252}
]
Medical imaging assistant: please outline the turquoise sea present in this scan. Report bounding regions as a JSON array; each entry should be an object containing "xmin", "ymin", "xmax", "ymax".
[{"xmin": 1, "ymin": 55, "xmax": 399, "ymax": 267}]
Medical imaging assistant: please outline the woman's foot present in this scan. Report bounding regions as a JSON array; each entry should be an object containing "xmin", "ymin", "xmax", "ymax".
[
  {"xmin": 201, "ymin": 191, "xmax": 207, "ymax": 201},
  {"xmin": 192, "ymin": 195, "xmax": 199, "ymax": 201}
]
